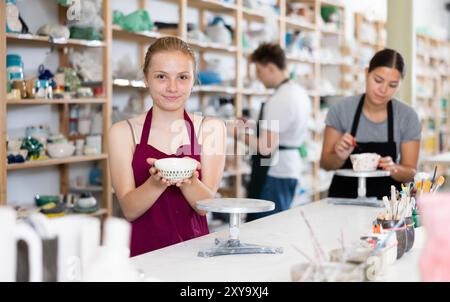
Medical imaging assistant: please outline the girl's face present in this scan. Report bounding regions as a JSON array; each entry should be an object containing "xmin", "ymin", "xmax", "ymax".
[
  {"xmin": 365, "ymin": 66, "xmax": 402, "ymax": 106},
  {"xmin": 145, "ymin": 51, "xmax": 195, "ymax": 112}
]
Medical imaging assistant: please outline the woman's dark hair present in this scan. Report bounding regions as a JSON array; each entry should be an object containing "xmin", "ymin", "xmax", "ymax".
[
  {"xmin": 368, "ymin": 48, "xmax": 406, "ymax": 78},
  {"xmin": 250, "ymin": 43, "xmax": 286, "ymax": 70}
]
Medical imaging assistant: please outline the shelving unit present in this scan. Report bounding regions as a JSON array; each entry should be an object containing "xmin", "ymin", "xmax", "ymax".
[
  {"xmin": 354, "ymin": 12, "xmax": 386, "ymax": 51},
  {"xmin": 415, "ymin": 33, "xmax": 450, "ymax": 157},
  {"xmin": 1, "ymin": 1, "xmax": 112, "ymax": 215},
  {"xmin": 341, "ymin": 12, "xmax": 386, "ymax": 96}
]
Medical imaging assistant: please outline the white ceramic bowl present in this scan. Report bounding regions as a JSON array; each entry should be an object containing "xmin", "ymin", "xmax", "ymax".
[
  {"xmin": 76, "ymin": 196, "xmax": 97, "ymax": 208},
  {"xmin": 8, "ymin": 138, "xmax": 23, "ymax": 151},
  {"xmin": 154, "ymin": 157, "xmax": 197, "ymax": 182},
  {"xmin": 350, "ymin": 153, "xmax": 381, "ymax": 172},
  {"xmin": 47, "ymin": 143, "xmax": 75, "ymax": 158}
]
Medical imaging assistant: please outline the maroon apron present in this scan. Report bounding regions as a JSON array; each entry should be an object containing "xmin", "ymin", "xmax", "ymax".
[{"xmin": 130, "ymin": 107, "xmax": 209, "ymax": 257}]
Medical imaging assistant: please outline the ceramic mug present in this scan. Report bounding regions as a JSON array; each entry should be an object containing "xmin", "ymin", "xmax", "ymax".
[
  {"xmin": 86, "ymin": 135, "xmax": 102, "ymax": 154},
  {"xmin": 12, "ymin": 80, "xmax": 27, "ymax": 98},
  {"xmin": 380, "ymin": 219, "xmax": 407, "ymax": 260},
  {"xmin": 26, "ymin": 79, "xmax": 36, "ymax": 98},
  {"xmin": 75, "ymin": 139, "xmax": 85, "ymax": 156},
  {"xmin": 78, "ymin": 119, "xmax": 91, "ymax": 135},
  {"xmin": 404, "ymin": 216, "xmax": 415, "ymax": 253}
]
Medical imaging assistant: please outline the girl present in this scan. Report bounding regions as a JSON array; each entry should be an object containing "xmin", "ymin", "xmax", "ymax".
[
  {"xmin": 320, "ymin": 48, "xmax": 421, "ymax": 199},
  {"xmin": 109, "ymin": 37, "xmax": 226, "ymax": 256}
]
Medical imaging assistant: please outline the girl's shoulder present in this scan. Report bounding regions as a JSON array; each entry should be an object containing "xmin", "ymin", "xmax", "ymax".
[{"xmin": 109, "ymin": 113, "xmax": 146, "ymax": 141}]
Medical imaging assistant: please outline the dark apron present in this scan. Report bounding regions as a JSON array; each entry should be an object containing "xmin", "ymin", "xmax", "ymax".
[
  {"xmin": 328, "ymin": 94, "xmax": 401, "ymax": 200},
  {"xmin": 247, "ymin": 78, "xmax": 297, "ymax": 199}
]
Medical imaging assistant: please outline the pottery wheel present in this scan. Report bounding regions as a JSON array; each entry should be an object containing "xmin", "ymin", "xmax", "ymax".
[
  {"xmin": 196, "ymin": 198, "xmax": 283, "ymax": 257},
  {"xmin": 329, "ymin": 169, "xmax": 391, "ymax": 207},
  {"xmin": 335, "ymin": 169, "xmax": 391, "ymax": 178}
]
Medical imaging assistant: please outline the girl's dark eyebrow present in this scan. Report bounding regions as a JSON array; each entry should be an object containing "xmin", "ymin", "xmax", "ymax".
[{"xmin": 152, "ymin": 71, "xmax": 191, "ymax": 74}]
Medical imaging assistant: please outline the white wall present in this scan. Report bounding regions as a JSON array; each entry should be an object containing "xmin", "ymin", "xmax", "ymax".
[{"xmin": 414, "ymin": 0, "xmax": 449, "ymax": 39}]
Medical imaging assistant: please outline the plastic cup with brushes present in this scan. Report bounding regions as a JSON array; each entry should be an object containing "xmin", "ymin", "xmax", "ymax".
[{"xmin": 373, "ymin": 185, "xmax": 416, "ymax": 258}]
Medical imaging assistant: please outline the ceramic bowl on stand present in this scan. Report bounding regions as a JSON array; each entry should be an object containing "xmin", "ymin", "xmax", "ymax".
[{"xmin": 350, "ymin": 153, "xmax": 381, "ymax": 172}]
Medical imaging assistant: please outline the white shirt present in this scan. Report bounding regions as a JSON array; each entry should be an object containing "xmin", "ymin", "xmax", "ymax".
[{"xmin": 260, "ymin": 80, "xmax": 311, "ymax": 179}]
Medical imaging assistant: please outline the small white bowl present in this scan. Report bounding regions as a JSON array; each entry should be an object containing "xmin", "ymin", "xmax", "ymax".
[
  {"xmin": 76, "ymin": 196, "xmax": 97, "ymax": 208},
  {"xmin": 350, "ymin": 153, "xmax": 381, "ymax": 172},
  {"xmin": 8, "ymin": 138, "xmax": 23, "ymax": 152},
  {"xmin": 47, "ymin": 143, "xmax": 75, "ymax": 158},
  {"xmin": 154, "ymin": 157, "xmax": 197, "ymax": 182}
]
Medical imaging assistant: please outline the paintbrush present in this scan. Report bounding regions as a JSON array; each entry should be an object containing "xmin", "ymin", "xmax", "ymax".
[
  {"xmin": 418, "ymin": 179, "xmax": 424, "ymax": 196},
  {"xmin": 431, "ymin": 166, "xmax": 437, "ymax": 186},
  {"xmin": 432, "ymin": 176, "xmax": 445, "ymax": 195},
  {"xmin": 382, "ymin": 196, "xmax": 391, "ymax": 216}
]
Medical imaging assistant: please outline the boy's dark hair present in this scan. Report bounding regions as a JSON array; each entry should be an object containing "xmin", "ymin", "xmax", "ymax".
[
  {"xmin": 250, "ymin": 43, "xmax": 286, "ymax": 70},
  {"xmin": 368, "ymin": 48, "xmax": 406, "ymax": 78}
]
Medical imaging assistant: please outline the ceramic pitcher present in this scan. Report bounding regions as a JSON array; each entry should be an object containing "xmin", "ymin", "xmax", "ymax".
[{"xmin": 0, "ymin": 207, "xmax": 43, "ymax": 282}]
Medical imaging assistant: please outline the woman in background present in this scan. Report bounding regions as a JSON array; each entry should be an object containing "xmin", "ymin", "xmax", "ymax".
[{"xmin": 320, "ymin": 48, "xmax": 421, "ymax": 199}]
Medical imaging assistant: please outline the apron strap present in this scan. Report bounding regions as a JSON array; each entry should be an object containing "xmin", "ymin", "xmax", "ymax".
[
  {"xmin": 387, "ymin": 100, "xmax": 394, "ymax": 142},
  {"xmin": 183, "ymin": 111, "xmax": 199, "ymax": 156},
  {"xmin": 256, "ymin": 102, "xmax": 265, "ymax": 138},
  {"xmin": 140, "ymin": 107, "xmax": 153, "ymax": 145},
  {"xmin": 350, "ymin": 94, "xmax": 365, "ymax": 137},
  {"xmin": 350, "ymin": 94, "xmax": 394, "ymax": 142}
]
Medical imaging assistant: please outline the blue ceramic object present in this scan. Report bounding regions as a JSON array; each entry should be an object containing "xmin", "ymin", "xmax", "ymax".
[
  {"xmin": 89, "ymin": 168, "xmax": 102, "ymax": 186},
  {"xmin": 197, "ymin": 71, "xmax": 222, "ymax": 85},
  {"xmin": 6, "ymin": 54, "xmax": 24, "ymax": 81}
]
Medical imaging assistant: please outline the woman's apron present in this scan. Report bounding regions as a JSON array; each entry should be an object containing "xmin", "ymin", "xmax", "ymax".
[
  {"xmin": 247, "ymin": 78, "xmax": 297, "ymax": 199},
  {"xmin": 129, "ymin": 108, "xmax": 209, "ymax": 257},
  {"xmin": 328, "ymin": 94, "xmax": 401, "ymax": 200}
]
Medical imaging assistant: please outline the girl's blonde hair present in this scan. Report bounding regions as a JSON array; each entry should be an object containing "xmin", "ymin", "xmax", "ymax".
[{"xmin": 142, "ymin": 36, "xmax": 197, "ymax": 76}]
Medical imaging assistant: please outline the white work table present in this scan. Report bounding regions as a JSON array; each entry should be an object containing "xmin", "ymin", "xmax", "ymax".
[{"xmin": 130, "ymin": 199, "xmax": 425, "ymax": 282}]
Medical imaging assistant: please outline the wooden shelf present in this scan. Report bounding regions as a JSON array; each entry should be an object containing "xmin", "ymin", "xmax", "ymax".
[
  {"xmin": 6, "ymin": 32, "xmax": 105, "ymax": 48},
  {"xmin": 186, "ymin": 0, "xmax": 238, "ymax": 13},
  {"xmin": 70, "ymin": 185, "xmax": 103, "ymax": 193},
  {"xmin": 241, "ymin": 88, "xmax": 274, "ymax": 96},
  {"xmin": 321, "ymin": 28, "xmax": 343, "ymax": 35},
  {"xmin": 284, "ymin": 17, "xmax": 316, "ymax": 31},
  {"xmin": 188, "ymin": 39, "xmax": 238, "ymax": 53},
  {"xmin": 320, "ymin": 0, "xmax": 346, "ymax": 9},
  {"xmin": 112, "ymin": 25, "xmax": 163, "ymax": 42},
  {"xmin": 193, "ymin": 85, "xmax": 238, "ymax": 94},
  {"xmin": 67, "ymin": 207, "xmax": 108, "ymax": 217},
  {"xmin": 242, "ymin": 7, "xmax": 280, "ymax": 23},
  {"xmin": 7, "ymin": 154, "xmax": 108, "ymax": 171},
  {"xmin": 6, "ymin": 98, "xmax": 107, "ymax": 105},
  {"xmin": 320, "ymin": 61, "xmax": 351, "ymax": 66},
  {"xmin": 113, "ymin": 78, "xmax": 146, "ymax": 89},
  {"xmin": 286, "ymin": 55, "xmax": 316, "ymax": 64}
]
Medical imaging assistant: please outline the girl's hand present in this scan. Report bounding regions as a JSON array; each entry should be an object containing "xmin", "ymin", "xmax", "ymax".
[
  {"xmin": 334, "ymin": 133, "xmax": 356, "ymax": 161},
  {"xmin": 378, "ymin": 156, "xmax": 399, "ymax": 174},
  {"xmin": 146, "ymin": 158, "xmax": 171, "ymax": 187},
  {"xmin": 170, "ymin": 158, "xmax": 201, "ymax": 188}
]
